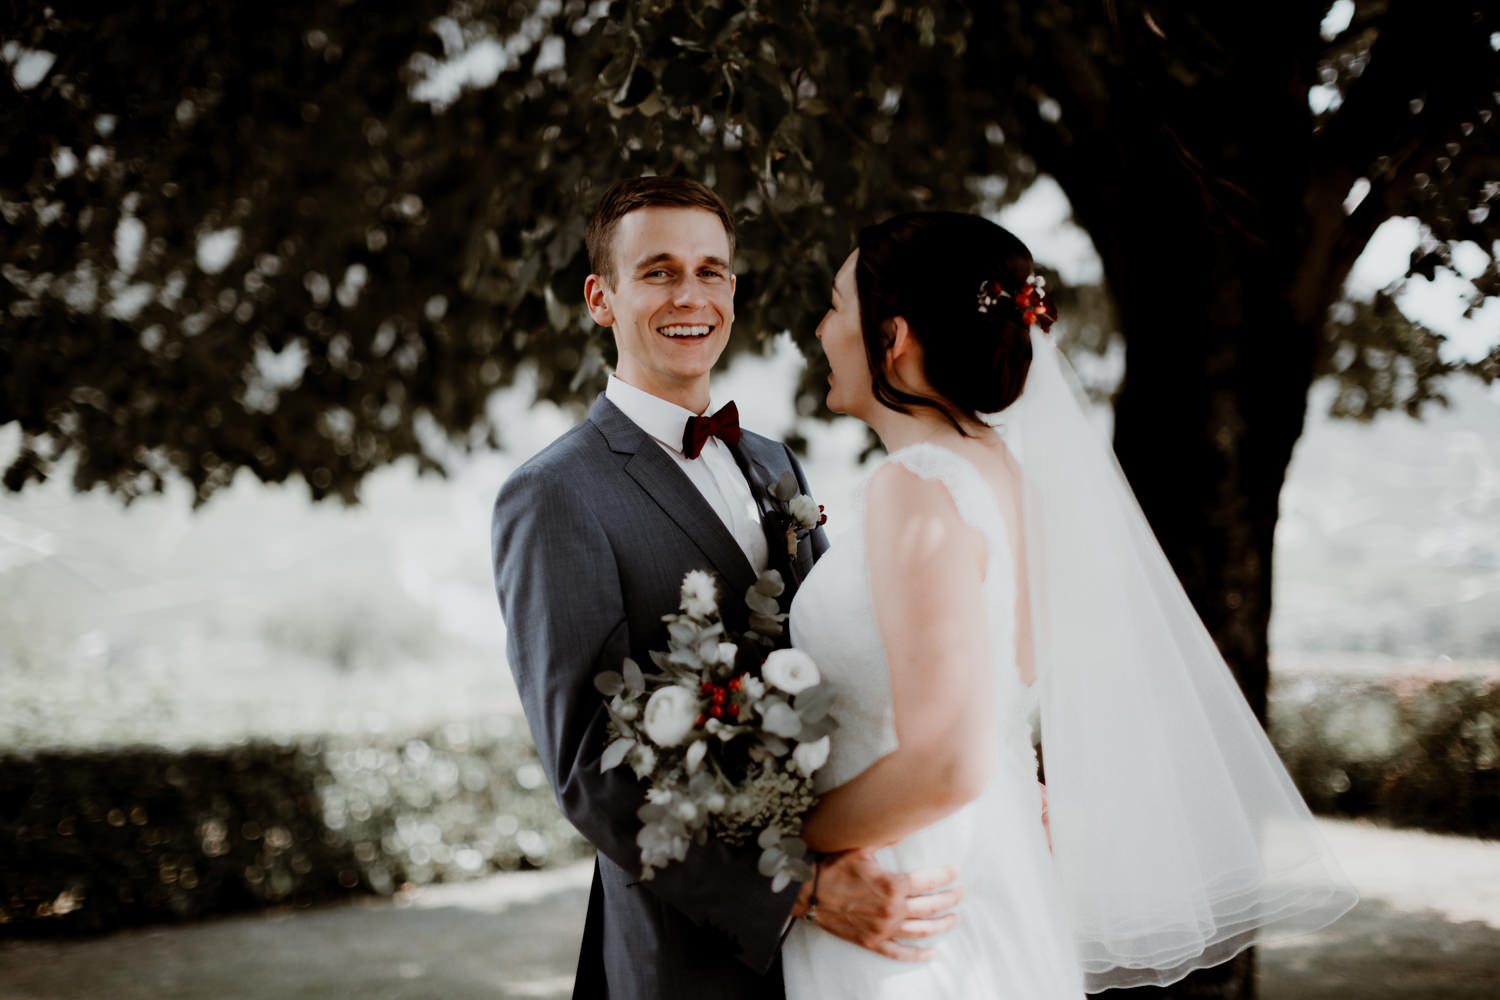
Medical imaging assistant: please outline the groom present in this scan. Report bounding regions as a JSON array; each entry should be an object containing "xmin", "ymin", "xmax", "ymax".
[{"xmin": 492, "ymin": 177, "xmax": 961, "ymax": 998}]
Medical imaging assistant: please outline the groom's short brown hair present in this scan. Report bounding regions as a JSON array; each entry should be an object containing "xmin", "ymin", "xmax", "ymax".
[{"xmin": 586, "ymin": 176, "xmax": 736, "ymax": 288}]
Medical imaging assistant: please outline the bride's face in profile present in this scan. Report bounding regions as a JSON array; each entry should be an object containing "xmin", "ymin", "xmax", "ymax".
[{"xmin": 816, "ymin": 251, "xmax": 875, "ymax": 418}]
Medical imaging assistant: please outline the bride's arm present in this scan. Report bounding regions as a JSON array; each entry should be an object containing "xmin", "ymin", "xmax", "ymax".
[{"xmin": 800, "ymin": 463, "xmax": 999, "ymax": 854}]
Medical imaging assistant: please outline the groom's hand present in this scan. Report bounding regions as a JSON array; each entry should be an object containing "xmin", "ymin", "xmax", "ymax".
[{"xmin": 792, "ymin": 848, "xmax": 963, "ymax": 962}]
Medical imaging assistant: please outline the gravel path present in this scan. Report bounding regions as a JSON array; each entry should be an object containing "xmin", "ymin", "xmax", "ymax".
[{"xmin": 1, "ymin": 819, "xmax": 1496, "ymax": 1000}]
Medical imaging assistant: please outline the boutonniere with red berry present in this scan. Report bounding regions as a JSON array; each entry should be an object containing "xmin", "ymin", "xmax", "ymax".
[{"xmin": 767, "ymin": 471, "xmax": 827, "ymax": 558}]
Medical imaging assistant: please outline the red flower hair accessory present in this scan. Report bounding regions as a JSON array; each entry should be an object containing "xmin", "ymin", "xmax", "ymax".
[{"xmin": 976, "ymin": 274, "xmax": 1058, "ymax": 332}]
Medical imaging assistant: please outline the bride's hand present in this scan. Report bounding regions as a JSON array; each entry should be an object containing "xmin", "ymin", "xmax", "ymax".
[{"xmin": 796, "ymin": 848, "xmax": 963, "ymax": 962}]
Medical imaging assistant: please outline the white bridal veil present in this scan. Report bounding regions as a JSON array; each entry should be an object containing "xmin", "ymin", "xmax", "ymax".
[{"xmin": 1010, "ymin": 327, "xmax": 1358, "ymax": 992}]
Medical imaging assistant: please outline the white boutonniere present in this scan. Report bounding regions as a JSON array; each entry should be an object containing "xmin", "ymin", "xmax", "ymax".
[{"xmin": 767, "ymin": 471, "xmax": 827, "ymax": 558}]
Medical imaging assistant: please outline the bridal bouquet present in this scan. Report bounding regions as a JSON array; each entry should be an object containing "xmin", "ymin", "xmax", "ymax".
[{"xmin": 594, "ymin": 568, "xmax": 837, "ymax": 890}]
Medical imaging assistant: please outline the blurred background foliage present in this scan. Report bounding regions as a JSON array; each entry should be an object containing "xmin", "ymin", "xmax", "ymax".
[
  {"xmin": 3, "ymin": 6, "xmax": 1498, "ymax": 989},
  {"xmin": 4, "ymin": 0, "xmax": 1493, "ymax": 504}
]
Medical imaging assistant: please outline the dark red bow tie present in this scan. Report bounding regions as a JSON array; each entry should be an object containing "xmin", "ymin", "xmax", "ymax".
[{"xmin": 682, "ymin": 401, "xmax": 741, "ymax": 459}]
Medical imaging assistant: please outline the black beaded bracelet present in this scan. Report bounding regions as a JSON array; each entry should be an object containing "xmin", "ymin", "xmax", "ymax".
[{"xmin": 802, "ymin": 858, "xmax": 821, "ymax": 923}]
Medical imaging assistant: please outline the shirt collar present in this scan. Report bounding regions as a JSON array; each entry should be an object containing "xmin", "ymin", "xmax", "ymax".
[{"xmin": 605, "ymin": 374, "xmax": 721, "ymax": 457}]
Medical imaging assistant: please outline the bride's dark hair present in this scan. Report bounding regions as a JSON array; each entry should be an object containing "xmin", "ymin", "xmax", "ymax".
[{"xmin": 855, "ymin": 212, "xmax": 1036, "ymax": 432}]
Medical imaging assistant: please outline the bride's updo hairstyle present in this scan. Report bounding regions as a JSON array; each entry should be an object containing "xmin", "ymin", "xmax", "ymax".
[{"xmin": 855, "ymin": 212, "xmax": 1036, "ymax": 432}]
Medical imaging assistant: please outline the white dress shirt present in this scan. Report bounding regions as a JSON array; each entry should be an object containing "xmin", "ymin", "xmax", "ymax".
[{"xmin": 605, "ymin": 375, "xmax": 770, "ymax": 575}]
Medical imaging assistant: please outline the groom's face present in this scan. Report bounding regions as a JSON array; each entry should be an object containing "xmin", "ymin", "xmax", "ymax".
[{"xmin": 584, "ymin": 206, "xmax": 736, "ymax": 410}]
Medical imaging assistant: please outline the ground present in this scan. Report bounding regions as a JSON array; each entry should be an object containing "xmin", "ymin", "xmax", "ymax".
[{"xmin": 0, "ymin": 819, "xmax": 1496, "ymax": 999}]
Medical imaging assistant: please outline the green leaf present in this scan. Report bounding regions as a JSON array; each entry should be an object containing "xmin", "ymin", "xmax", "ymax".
[
  {"xmin": 745, "ymin": 588, "xmax": 781, "ymax": 616},
  {"xmin": 753, "ymin": 570, "xmax": 786, "ymax": 598},
  {"xmin": 794, "ymin": 683, "xmax": 835, "ymax": 722},
  {"xmin": 594, "ymin": 671, "xmax": 624, "ymax": 697},
  {"xmin": 601, "ymin": 737, "xmax": 635, "ymax": 772},
  {"xmin": 615, "ymin": 66, "xmax": 656, "ymax": 109},
  {"xmin": 797, "ymin": 716, "xmax": 837, "ymax": 741},
  {"xmin": 748, "ymin": 612, "xmax": 784, "ymax": 635},
  {"xmin": 769, "ymin": 470, "xmax": 799, "ymax": 502},
  {"xmin": 622, "ymin": 657, "xmax": 645, "ymax": 693}
]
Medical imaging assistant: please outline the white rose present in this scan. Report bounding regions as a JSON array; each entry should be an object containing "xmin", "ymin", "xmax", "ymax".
[
  {"xmin": 643, "ymin": 686, "xmax": 699, "ymax": 748},
  {"xmin": 788, "ymin": 494, "xmax": 821, "ymax": 529},
  {"xmin": 680, "ymin": 570, "xmax": 718, "ymax": 619},
  {"xmin": 762, "ymin": 649, "xmax": 820, "ymax": 695},
  {"xmin": 792, "ymin": 735, "xmax": 831, "ymax": 777}
]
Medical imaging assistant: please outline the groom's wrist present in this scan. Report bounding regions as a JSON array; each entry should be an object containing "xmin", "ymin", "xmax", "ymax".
[{"xmin": 788, "ymin": 853, "xmax": 825, "ymax": 920}]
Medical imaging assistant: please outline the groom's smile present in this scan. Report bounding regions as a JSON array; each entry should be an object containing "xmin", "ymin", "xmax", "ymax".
[{"xmin": 585, "ymin": 205, "xmax": 736, "ymax": 413}]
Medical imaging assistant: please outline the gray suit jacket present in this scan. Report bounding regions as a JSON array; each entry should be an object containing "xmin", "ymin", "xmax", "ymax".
[{"xmin": 492, "ymin": 394, "xmax": 829, "ymax": 1000}]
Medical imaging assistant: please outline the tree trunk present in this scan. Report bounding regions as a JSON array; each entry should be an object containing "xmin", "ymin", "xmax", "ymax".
[{"xmin": 1060, "ymin": 79, "xmax": 1322, "ymax": 1000}]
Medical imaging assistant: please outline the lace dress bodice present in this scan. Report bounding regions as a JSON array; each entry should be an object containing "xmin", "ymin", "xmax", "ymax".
[
  {"xmin": 781, "ymin": 442, "xmax": 1081, "ymax": 1000},
  {"xmin": 789, "ymin": 443, "xmax": 1038, "ymax": 794}
]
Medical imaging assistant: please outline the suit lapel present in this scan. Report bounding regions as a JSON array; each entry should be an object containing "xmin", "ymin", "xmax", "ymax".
[
  {"xmin": 726, "ymin": 437, "xmax": 791, "ymax": 580},
  {"xmin": 589, "ymin": 396, "xmax": 759, "ymax": 600}
]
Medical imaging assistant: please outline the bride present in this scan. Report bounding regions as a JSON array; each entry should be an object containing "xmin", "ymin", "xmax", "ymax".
[{"xmin": 780, "ymin": 212, "xmax": 1356, "ymax": 997}]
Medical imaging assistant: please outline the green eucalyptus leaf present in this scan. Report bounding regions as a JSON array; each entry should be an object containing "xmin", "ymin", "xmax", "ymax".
[
  {"xmin": 601, "ymin": 737, "xmax": 635, "ymax": 772},
  {"xmin": 753, "ymin": 571, "xmax": 786, "ymax": 598},
  {"xmin": 769, "ymin": 470, "xmax": 799, "ymax": 502},
  {"xmin": 622, "ymin": 657, "xmax": 645, "ymax": 693},
  {"xmin": 748, "ymin": 612, "xmax": 784, "ymax": 635},
  {"xmin": 745, "ymin": 588, "xmax": 781, "ymax": 616},
  {"xmin": 794, "ymin": 683, "xmax": 835, "ymax": 721}
]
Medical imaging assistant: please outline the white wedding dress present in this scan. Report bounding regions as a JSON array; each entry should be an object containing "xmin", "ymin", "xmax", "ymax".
[{"xmin": 782, "ymin": 442, "xmax": 1086, "ymax": 999}]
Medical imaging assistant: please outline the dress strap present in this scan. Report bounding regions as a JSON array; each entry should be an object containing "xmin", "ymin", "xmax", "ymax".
[{"xmin": 880, "ymin": 443, "xmax": 1011, "ymax": 561}]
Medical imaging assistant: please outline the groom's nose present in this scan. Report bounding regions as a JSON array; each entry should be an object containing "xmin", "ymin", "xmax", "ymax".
[{"xmin": 671, "ymin": 277, "xmax": 708, "ymax": 309}]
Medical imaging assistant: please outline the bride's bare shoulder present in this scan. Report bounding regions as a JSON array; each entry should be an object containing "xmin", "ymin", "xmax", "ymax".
[{"xmin": 862, "ymin": 454, "xmax": 985, "ymax": 559}]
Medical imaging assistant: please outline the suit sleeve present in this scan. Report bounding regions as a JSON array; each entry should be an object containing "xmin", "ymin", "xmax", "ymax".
[{"xmin": 492, "ymin": 466, "xmax": 800, "ymax": 973}]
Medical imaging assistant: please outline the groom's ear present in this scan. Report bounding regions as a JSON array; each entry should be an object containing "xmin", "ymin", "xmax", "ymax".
[{"xmin": 584, "ymin": 274, "xmax": 614, "ymax": 327}]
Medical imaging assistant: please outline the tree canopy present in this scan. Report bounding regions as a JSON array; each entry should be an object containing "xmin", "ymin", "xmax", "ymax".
[{"xmin": 4, "ymin": 0, "xmax": 1494, "ymax": 505}]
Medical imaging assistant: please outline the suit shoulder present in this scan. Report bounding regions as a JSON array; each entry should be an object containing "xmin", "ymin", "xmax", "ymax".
[
  {"xmin": 739, "ymin": 426, "xmax": 792, "ymax": 458},
  {"xmin": 502, "ymin": 418, "xmax": 608, "ymax": 489}
]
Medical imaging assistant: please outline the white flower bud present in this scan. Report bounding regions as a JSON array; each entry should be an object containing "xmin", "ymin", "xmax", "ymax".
[
  {"xmin": 674, "ymin": 801, "xmax": 698, "ymax": 823},
  {"xmin": 762, "ymin": 648, "xmax": 820, "ymax": 695},
  {"xmin": 792, "ymin": 735, "xmax": 831, "ymax": 776},
  {"xmin": 685, "ymin": 739, "xmax": 707, "ymax": 774},
  {"xmin": 680, "ymin": 570, "xmax": 719, "ymax": 619},
  {"xmin": 788, "ymin": 494, "xmax": 821, "ymax": 529}
]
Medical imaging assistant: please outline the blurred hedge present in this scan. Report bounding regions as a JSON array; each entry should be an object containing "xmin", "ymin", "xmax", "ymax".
[
  {"xmin": 1270, "ymin": 668, "xmax": 1500, "ymax": 838},
  {"xmin": 0, "ymin": 716, "xmax": 588, "ymax": 936},
  {"xmin": 5, "ymin": 668, "xmax": 1498, "ymax": 938}
]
